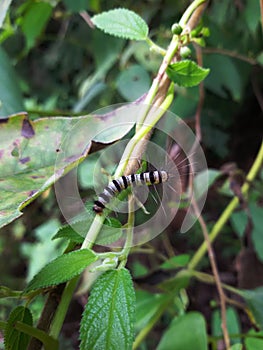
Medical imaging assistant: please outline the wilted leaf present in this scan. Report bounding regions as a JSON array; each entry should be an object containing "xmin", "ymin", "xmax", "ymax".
[{"xmin": 0, "ymin": 107, "xmax": 137, "ymax": 228}]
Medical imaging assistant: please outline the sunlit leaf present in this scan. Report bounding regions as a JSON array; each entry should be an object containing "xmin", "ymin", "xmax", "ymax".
[
  {"xmin": 92, "ymin": 9, "xmax": 149, "ymax": 41},
  {"xmin": 25, "ymin": 249, "xmax": 98, "ymax": 291},
  {"xmin": 166, "ymin": 60, "xmax": 210, "ymax": 87}
]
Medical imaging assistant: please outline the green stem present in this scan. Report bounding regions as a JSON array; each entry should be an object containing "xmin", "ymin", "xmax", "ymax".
[
  {"xmin": 188, "ymin": 139, "xmax": 263, "ymax": 270},
  {"xmin": 132, "ymin": 296, "xmax": 173, "ymax": 349},
  {"xmin": 179, "ymin": 0, "xmax": 207, "ymax": 27},
  {"xmin": 15, "ymin": 321, "xmax": 59, "ymax": 350},
  {"xmin": 49, "ymin": 275, "xmax": 79, "ymax": 339},
  {"xmin": 145, "ymin": 37, "xmax": 166, "ymax": 56},
  {"xmin": 81, "ymin": 213, "xmax": 105, "ymax": 249},
  {"xmin": 190, "ymin": 270, "xmax": 244, "ymax": 295},
  {"xmin": 114, "ymin": 82, "xmax": 174, "ymax": 179}
]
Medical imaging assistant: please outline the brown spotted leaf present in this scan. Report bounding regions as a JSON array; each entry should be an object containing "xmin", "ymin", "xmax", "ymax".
[{"xmin": 0, "ymin": 107, "xmax": 137, "ymax": 228}]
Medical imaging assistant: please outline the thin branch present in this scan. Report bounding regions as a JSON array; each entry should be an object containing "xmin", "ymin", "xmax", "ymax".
[
  {"xmin": 79, "ymin": 11, "xmax": 95, "ymax": 28},
  {"xmin": 190, "ymin": 185, "xmax": 231, "ymax": 350},
  {"xmin": 260, "ymin": 0, "xmax": 263, "ymax": 33},
  {"xmin": 188, "ymin": 139, "xmax": 263, "ymax": 270},
  {"xmin": 194, "ymin": 45, "xmax": 205, "ymax": 142},
  {"xmin": 251, "ymin": 67, "xmax": 263, "ymax": 111},
  {"xmin": 203, "ymin": 47, "xmax": 258, "ymax": 65}
]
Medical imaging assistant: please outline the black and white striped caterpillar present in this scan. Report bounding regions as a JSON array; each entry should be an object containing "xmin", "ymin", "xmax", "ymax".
[{"xmin": 93, "ymin": 170, "xmax": 169, "ymax": 214}]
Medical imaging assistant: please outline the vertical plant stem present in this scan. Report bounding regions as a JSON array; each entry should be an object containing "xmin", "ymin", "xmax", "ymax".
[
  {"xmin": 49, "ymin": 275, "xmax": 79, "ymax": 339},
  {"xmin": 188, "ymin": 139, "xmax": 263, "ymax": 270},
  {"xmin": 192, "ymin": 200, "xmax": 231, "ymax": 349}
]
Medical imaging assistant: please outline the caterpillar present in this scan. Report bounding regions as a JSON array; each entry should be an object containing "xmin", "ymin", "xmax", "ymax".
[{"xmin": 93, "ymin": 170, "xmax": 169, "ymax": 214}]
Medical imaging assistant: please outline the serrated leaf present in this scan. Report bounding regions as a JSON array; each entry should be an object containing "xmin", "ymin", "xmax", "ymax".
[
  {"xmin": 166, "ymin": 60, "xmax": 210, "ymax": 87},
  {"xmin": 52, "ymin": 223, "xmax": 85, "ymax": 244},
  {"xmin": 53, "ymin": 216, "xmax": 123, "ymax": 246},
  {"xmin": 239, "ymin": 287, "xmax": 263, "ymax": 328},
  {"xmin": 157, "ymin": 312, "xmax": 207, "ymax": 350},
  {"xmin": 4, "ymin": 306, "xmax": 33, "ymax": 350},
  {"xmin": 92, "ymin": 9, "xmax": 149, "ymax": 41},
  {"xmin": 80, "ymin": 268, "xmax": 135, "ymax": 350},
  {"xmin": 26, "ymin": 249, "xmax": 98, "ymax": 291}
]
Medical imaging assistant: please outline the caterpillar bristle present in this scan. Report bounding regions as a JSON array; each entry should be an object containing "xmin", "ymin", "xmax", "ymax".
[{"xmin": 93, "ymin": 170, "xmax": 168, "ymax": 214}]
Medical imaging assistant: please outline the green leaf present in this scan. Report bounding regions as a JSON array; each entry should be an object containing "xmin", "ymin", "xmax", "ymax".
[
  {"xmin": 244, "ymin": 0, "xmax": 261, "ymax": 34},
  {"xmin": 4, "ymin": 306, "xmax": 33, "ymax": 350},
  {"xmin": 203, "ymin": 55, "xmax": 243, "ymax": 101},
  {"xmin": 116, "ymin": 64, "xmax": 151, "ymax": 101},
  {"xmin": 250, "ymin": 202, "xmax": 263, "ymax": 262},
  {"xmin": 92, "ymin": 9, "xmax": 149, "ymax": 41},
  {"xmin": 96, "ymin": 217, "xmax": 123, "ymax": 245},
  {"xmin": 230, "ymin": 344, "xmax": 243, "ymax": 350},
  {"xmin": 52, "ymin": 223, "xmax": 85, "ymax": 244},
  {"xmin": 194, "ymin": 169, "xmax": 221, "ymax": 201},
  {"xmin": 0, "ymin": 46, "xmax": 24, "ymax": 115},
  {"xmin": 21, "ymin": 219, "xmax": 65, "ymax": 282},
  {"xmin": 25, "ymin": 249, "xmax": 98, "ymax": 291},
  {"xmin": 158, "ymin": 270, "xmax": 191, "ymax": 292},
  {"xmin": 230, "ymin": 211, "xmax": 248, "ymax": 238},
  {"xmin": 53, "ymin": 216, "xmax": 123, "ymax": 246},
  {"xmin": 80, "ymin": 268, "xmax": 135, "ymax": 350},
  {"xmin": 21, "ymin": 1, "xmax": 52, "ymax": 50},
  {"xmin": 157, "ymin": 312, "xmax": 207, "ymax": 350},
  {"xmin": 135, "ymin": 290, "xmax": 168, "ymax": 330},
  {"xmin": 239, "ymin": 287, "xmax": 263, "ymax": 328},
  {"xmin": 63, "ymin": 0, "xmax": 88, "ymax": 12},
  {"xmin": 166, "ymin": 60, "xmax": 210, "ymax": 87},
  {"xmin": 245, "ymin": 330, "xmax": 263, "ymax": 350},
  {"xmin": 0, "ymin": 109, "xmax": 136, "ymax": 229},
  {"xmin": 212, "ymin": 307, "xmax": 241, "ymax": 344},
  {"xmin": 160, "ymin": 254, "xmax": 190, "ymax": 270}
]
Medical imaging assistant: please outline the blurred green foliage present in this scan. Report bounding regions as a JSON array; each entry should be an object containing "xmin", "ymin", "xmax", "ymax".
[{"xmin": 0, "ymin": 1, "xmax": 262, "ymax": 349}]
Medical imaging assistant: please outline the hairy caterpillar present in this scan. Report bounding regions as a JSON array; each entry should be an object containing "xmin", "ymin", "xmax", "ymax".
[{"xmin": 93, "ymin": 170, "xmax": 169, "ymax": 214}]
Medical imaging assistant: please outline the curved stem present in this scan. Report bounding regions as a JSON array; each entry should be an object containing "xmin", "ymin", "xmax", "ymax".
[
  {"xmin": 145, "ymin": 37, "xmax": 166, "ymax": 56},
  {"xmin": 179, "ymin": 0, "xmax": 207, "ymax": 27},
  {"xmin": 188, "ymin": 139, "xmax": 263, "ymax": 270}
]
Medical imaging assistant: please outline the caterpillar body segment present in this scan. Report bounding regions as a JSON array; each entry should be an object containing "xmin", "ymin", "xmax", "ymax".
[{"xmin": 93, "ymin": 170, "xmax": 169, "ymax": 214}]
